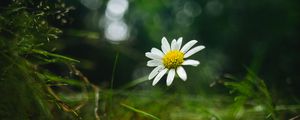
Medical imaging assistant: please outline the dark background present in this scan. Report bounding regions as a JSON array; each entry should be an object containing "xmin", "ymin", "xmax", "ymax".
[{"xmin": 51, "ymin": 0, "xmax": 300, "ymax": 99}]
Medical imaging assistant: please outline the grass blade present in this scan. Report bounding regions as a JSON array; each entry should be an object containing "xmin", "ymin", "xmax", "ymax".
[
  {"xmin": 32, "ymin": 49, "xmax": 80, "ymax": 63},
  {"xmin": 121, "ymin": 103, "xmax": 160, "ymax": 120}
]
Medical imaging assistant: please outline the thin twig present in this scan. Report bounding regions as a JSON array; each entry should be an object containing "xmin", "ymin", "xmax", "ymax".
[
  {"xmin": 46, "ymin": 65, "xmax": 100, "ymax": 119},
  {"xmin": 69, "ymin": 65, "xmax": 101, "ymax": 120},
  {"xmin": 289, "ymin": 115, "xmax": 300, "ymax": 120},
  {"xmin": 94, "ymin": 87, "xmax": 100, "ymax": 120}
]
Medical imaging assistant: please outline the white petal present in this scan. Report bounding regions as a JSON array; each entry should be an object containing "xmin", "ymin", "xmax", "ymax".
[
  {"xmin": 171, "ymin": 39, "xmax": 177, "ymax": 50},
  {"xmin": 166, "ymin": 69, "xmax": 175, "ymax": 86},
  {"xmin": 176, "ymin": 66, "xmax": 187, "ymax": 81},
  {"xmin": 145, "ymin": 52, "xmax": 162, "ymax": 60},
  {"xmin": 148, "ymin": 65, "xmax": 164, "ymax": 80},
  {"xmin": 184, "ymin": 45, "xmax": 205, "ymax": 58},
  {"xmin": 151, "ymin": 48, "xmax": 164, "ymax": 57},
  {"xmin": 147, "ymin": 60, "xmax": 162, "ymax": 67},
  {"xmin": 182, "ymin": 60, "xmax": 200, "ymax": 66},
  {"xmin": 180, "ymin": 40, "xmax": 198, "ymax": 53},
  {"xmin": 175, "ymin": 37, "xmax": 183, "ymax": 50},
  {"xmin": 161, "ymin": 37, "xmax": 171, "ymax": 54},
  {"xmin": 152, "ymin": 68, "xmax": 168, "ymax": 86}
]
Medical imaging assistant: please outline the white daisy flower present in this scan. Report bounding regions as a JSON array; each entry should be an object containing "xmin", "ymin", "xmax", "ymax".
[{"xmin": 145, "ymin": 37, "xmax": 205, "ymax": 86}]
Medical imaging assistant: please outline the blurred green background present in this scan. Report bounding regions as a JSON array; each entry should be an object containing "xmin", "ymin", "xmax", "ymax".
[
  {"xmin": 57, "ymin": 0, "xmax": 300, "ymax": 94},
  {"xmin": 60, "ymin": 0, "xmax": 300, "ymax": 118},
  {"xmin": 1, "ymin": 0, "xmax": 300, "ymax": 119},
  {"xmin": 56, "ymin": 0, "xmax": 300, "ymax": 119}
]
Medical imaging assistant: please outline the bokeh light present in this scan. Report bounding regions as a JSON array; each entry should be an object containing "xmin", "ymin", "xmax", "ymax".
[
  {"xmin": 106, "ymin": 0, "xmax": 129, "ymax": 19},
  {"xmin": 102, "ymin": 0, "xmax": 129, "ymax": 43},
  {"xmin": 104, "ymin": 20, "xmax": 129, "ymax": 42}
]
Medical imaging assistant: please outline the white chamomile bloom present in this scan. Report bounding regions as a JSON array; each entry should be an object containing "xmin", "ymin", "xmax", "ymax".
[{"xmin": 145, "ymin": 37, "xmax": 205, "ymax": 86}]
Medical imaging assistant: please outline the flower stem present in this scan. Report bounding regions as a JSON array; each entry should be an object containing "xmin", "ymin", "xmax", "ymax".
[
  {"xmin": 109, "ymin": 49, "xmax": 119, "ymax": 119},
  {"xmin": 111, "ymin": 50, "xmax": 119, "ymax": 89}
]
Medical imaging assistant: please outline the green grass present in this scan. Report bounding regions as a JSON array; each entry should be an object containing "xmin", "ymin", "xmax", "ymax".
[{"xmin": 1, "ymin": 0, "xmax": 299, "ymax": 120}]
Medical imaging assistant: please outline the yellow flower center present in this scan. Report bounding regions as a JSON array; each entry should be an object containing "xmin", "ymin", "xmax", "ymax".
[{"xmin": 163, "ymin": 50, "xmax": 184, "ymax": 69}]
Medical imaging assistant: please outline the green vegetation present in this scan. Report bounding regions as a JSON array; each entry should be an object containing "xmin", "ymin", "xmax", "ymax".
[{"xmin": 0, "ymin": 0, "xmax": 299, "ymax": 120}]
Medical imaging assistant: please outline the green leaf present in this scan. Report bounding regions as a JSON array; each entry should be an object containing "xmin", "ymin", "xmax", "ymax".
[
  {"xmin": 121, "ymin": 103, "xmax": 160, "ymax": 120},
  {"xmin": 36, "ymin": 72, "xmax": 82, "ymax": 87},
  {"xmin": 121, "ymin": 76, "xmax": 148, "ymax": 89},
  {"xmin": 32, "ymin": 49, "xmax": 80, "ymax": 63}
]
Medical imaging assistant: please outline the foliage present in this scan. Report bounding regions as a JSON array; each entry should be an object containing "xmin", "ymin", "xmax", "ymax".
[
  {"xmin": 224, "ymin": 69, "xmax": 276, "ymax": 119},
  {"xmin": 0, "ymin": 0, "xmax": 97, "ymax": 119}
]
